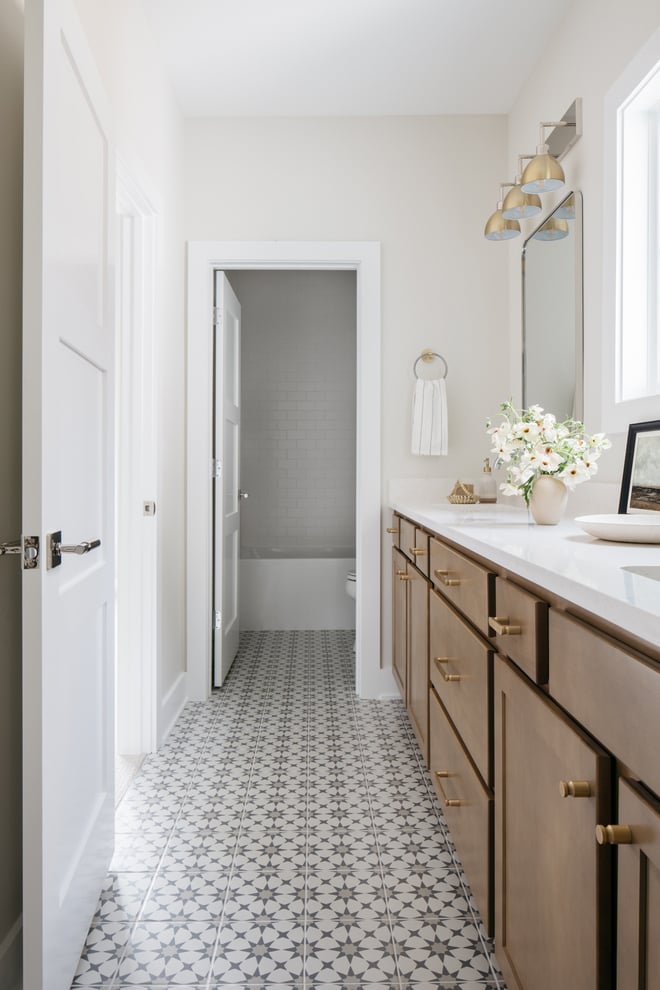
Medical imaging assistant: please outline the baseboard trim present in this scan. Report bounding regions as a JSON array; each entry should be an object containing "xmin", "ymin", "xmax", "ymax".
[
  {"xmin": 0, "ymin": 915, "xmax": 22, "ymax": 989},
  {"xmin": 158, "ymin": 671, "xmax": 187, "ymax": 747}
]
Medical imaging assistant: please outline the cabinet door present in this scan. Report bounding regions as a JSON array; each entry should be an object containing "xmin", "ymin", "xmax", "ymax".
[
  {"xmin": 616, "ymin": 778, "xmax": 660, "ymax": 988},
  {"xmin": 392, "ymin": 547, "xmax": 408, "ymax": 702},
  {"xmin": 407, "ymin": 563, "xmax": 429, "ymax": 764},
  {"xmin": 494, "ymin": 656, "xmax": 613, "ymax": 990}
]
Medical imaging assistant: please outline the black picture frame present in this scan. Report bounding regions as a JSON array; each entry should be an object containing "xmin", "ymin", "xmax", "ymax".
[{"xmin": 618, "ymin": 420, "xmax": 660, "ymax": 513}]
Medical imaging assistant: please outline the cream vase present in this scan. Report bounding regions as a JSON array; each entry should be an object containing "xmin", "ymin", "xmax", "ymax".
[{"xmin": 529, "ymin": 475, "xmax": 568, "ymax": 525}]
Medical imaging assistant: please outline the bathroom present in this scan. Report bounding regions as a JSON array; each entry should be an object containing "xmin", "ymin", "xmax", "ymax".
[
  {"xmin": 4, "ymin": 1, "xmax": 660, "ymax": 986},
  {"xmin": 224, "ymin": 269, "xmax": 358, "ymax": 643}
]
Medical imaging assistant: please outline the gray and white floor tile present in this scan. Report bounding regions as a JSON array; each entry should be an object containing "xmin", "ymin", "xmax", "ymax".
[{"xmin": 71, "ymin": 630, "xmax": 506, "ymax": 988}]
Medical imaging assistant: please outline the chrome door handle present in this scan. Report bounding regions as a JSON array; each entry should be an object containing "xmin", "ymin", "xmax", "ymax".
[
  {"xmin": 48, "ymin": 531, "xmax": 101, "ymax": 569},
  {"xmin": 0, "ymin": 540, "xmax": 21, "ymax": 556},
  {"xmin": 238, "ymin": 490, "xmax": 249, "ymax": 500}
]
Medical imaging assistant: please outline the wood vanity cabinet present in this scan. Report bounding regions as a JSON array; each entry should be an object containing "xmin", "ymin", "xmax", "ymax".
[
  {"xmin": 614, "ymin": 778, "xmax": 660, "ymax": 988},
  {"xmin": 494, "ymin": 654, "xmax": 613, "ymax": 990},
  {"xmin": 390, "ymin": 516, "xmax": 430, "ymax": 763},
  {"xmin": 390, "ymin": 507, "xmax": 660, "ymax": 989}
]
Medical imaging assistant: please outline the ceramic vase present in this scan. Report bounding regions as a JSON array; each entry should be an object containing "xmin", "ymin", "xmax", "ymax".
[{"xmin": 529, "ymin": 475, "xmax": 568, "ymax": 525}]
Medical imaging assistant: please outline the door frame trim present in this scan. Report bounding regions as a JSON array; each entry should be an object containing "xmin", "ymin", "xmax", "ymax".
[{"xmin": 186, "ymin": 240, "xmax": 389, "ymax": 699}]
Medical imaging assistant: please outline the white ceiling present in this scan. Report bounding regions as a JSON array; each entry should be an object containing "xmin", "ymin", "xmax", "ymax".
[{"xmin": 141, "ymin": 0, "xmax": 575, "ymax": 117}]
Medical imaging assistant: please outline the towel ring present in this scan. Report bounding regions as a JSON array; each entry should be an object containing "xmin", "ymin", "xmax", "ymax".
[{"xmin": 413, "ymin": 350, "xmax": 448, "ymax": 380}]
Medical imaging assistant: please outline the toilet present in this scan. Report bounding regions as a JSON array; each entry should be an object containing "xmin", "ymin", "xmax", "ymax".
[{"xmin": 346, "ymin": 571, "xmax": 356, "ymax": 651}]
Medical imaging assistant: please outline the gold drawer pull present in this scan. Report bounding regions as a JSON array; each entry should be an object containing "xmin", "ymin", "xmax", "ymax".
[
  {"xmin": 489, "ymin": 615, "xmax": 522, "ymax": 636},
  {"xmin": 559, "ymin": 780, "xmax": 592, "ymax": 798},
  {"xmin": 410, "ymin": 546, "xmax": 427, "ymax": 556},
  {"xmin": 386, "ymin": 527, "xmax": 398, "ymax": 534},
  {"xmin": 395, "ymin": 569, "xmax": 406, "ymax": 576},
  {"xmin": 596, "ymin": 824, "xmax": 634, "ymax": 845},
  {"xmin": 434, "ymin": 770, "xmax": 463, "ymax": 808},
  {"xmin": 399, "ymin": 573, "xmax": 411, "ymax": 581},
  {"xmin": 434, "ymin": 568, "xmax": 460, "ymax": 587},
  {"xmin": 434, "ymin": 659, "xmax": 462, "ymax": 682}
]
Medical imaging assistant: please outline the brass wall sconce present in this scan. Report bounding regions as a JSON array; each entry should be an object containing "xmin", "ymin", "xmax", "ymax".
[{"xmin": 485, "ymin": 99, "xmax": 582, "ymax": 241}]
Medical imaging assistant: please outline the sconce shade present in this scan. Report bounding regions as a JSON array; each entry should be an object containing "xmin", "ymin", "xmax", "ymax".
[
  {"xmin": 501, "ymin": 184, "xmax": 542, "ymax": 220},
  {"xmin": 554, "ymin": 193, "xmax": 576, "ymax": 220},
  {"xmin": 484, "ymin": 208, "xmax": 521, "ymax": 241},
  {"xmin": 533, "ymin": 218, "xmax": 569, "ymax": 241},
  {"xmin": 521, "ymin": 152, "xmax": 565, "ymax": 194}
]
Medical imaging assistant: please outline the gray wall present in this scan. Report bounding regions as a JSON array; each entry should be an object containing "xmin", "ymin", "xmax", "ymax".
[
  {"xmin": 228, "ymin": 270, "xmax": 357, "ymax": 553},
  {"xmin": 0, "ymin": 1, "xmax": 24, "ymax": 985}
]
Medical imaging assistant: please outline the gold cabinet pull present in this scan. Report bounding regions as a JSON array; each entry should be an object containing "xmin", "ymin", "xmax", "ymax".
[
  {"xmin": 399, "ymin": 573, "xmax": 412, "ymax": 581},
  {"xmin": 395, "ymin": 569, "xmax": 406, "ymax": 576},
  {"xmin": 386, "ymin": 527, "xmax": 398, "ymax": 534},
  {"xmin": 596, "ymin": 824, "xmax": 634, "ymax": 845},
  {"xmin": 488, "ymin": 615, "xmax": 522, "ymax": 636},
  {"xmin": 443, "ymin": 673, "xmax": 463, "ymax": 683},
  {"xmin": 434, "ymin": 770, "xmax": 463, "ymax": 807},
  {"xmin": 434, "ymin": 568, "xmax": 460, "ymax": 587},
  {"xmin": 559, "ymin": 780, "xmax": 592, "ymax": 798},
  {"xmin": 410, "ymin": 546, "xmax": 427, "ymax": 556},
  {"xmin": 433, "ymin": 656, "xmax": 450, "ymax": 665}
]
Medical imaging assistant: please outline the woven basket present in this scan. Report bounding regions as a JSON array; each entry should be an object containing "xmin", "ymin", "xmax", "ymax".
[{"xmin": 447, "ymin": 480, "xmax": 479, "ymax": 505}]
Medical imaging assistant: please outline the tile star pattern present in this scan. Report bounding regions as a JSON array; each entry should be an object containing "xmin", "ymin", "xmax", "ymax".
[{"xmin": 72, "ymin": 629, "xmax": 506, "ymax": 988}]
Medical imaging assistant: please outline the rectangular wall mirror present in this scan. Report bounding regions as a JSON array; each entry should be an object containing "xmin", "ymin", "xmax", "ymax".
[{"xmin": 522, "ymin": 190, "xmax": 583, "ymax": 420}]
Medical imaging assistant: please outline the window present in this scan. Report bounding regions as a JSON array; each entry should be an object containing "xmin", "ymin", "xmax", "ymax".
[
  {"xmin": 618, "ymin": 76, "xmax": 660, "ymax": 401},
  {"xmin": 603, "ymin": 25, "xmax": 660, "ymax": 432}
]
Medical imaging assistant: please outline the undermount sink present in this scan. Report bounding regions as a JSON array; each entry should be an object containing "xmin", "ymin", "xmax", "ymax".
[{"xmin": 622, "ymin": 565, "xmax": 660, "ymax": 583}]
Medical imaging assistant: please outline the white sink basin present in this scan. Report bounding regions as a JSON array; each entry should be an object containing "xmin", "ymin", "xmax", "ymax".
[{"xmin": 622, "ymin": 565, "xmax": 660, "ymax": 583}]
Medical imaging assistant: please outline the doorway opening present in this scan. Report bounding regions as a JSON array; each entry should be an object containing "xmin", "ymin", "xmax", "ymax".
[
  {"xmin": 213, "ymin": 269, "xmax": 358, "ymax": 686},
  {"xmin": 187, "ymin": 241, "xmax": 394, "ymax": 700},
  {"xmin": 115, "ymin": 163, "xmax": 159, "ymax": 799}
]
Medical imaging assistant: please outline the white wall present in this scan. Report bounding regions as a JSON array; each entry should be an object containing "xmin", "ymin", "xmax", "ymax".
[
  {"xmin": 73, "ymin": 0, "xmax": 187, "ymax": 741},
  {"xmin": 0, "ymin": 2, "xmax": 24, "ymax": 983},
  {"xmin": 507, "ymin": 0, "xmax": 660, "ymax": 483},
  {"xmin": 228, "ymin": 270, "xmax": 356, "ymax": 553},
  {"xmin": 184, "ymin": 115, "xmax": 510, "ymax": 668}
]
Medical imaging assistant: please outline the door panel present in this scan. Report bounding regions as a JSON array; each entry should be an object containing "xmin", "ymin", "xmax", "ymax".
[
  {"xmin": 407, "ymin": 564, "xmax": 429, "ymax": 764},
  {"xmin": 23, "ymin": 1, "xmax": 115, "ymax": 987},
  {"xmin": 617, "ymin": 778, "xmax": 660, "ymax": 988},
  {"xmin": 392, "ymin": 547, "xmax": 407, "ymax": 700},
  {"xmin": 213, "ymin": 272, "xmax": 241, "ymax": 685}
]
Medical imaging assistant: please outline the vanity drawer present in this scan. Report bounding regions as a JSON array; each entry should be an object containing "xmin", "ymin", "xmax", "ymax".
[
  {"xmin": 430, "ymin": 538, "xmax": 493, "ymax": 636},
  {"xmin": 430, "ymin": 588, "xmax": 492, "ymax": 786},
  {"xmin": 549, "ymin": 611, "xmax": 660, "ymax": 797},
  {"xmin": 430, "ymin": 687, "xmax": 493, "ymax": 935},
  {"xmin": 490, "ymin": 577, "xmax": 549, "ymax": 684}
]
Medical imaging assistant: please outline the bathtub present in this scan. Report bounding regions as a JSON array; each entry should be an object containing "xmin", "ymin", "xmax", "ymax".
[{"xmin": 239, "ymin": 547, "xmax": 356, "ymax": 630}]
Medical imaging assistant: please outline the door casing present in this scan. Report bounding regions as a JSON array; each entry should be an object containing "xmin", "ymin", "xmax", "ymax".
[{"xmin": 186, "ymin": 240, "xmax": 394, "ymax": 700}]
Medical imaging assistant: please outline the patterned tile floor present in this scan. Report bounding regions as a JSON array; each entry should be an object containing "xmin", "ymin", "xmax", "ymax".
[{"xmin": 72, "ymin": 630, "xmax": 507, "ymax": 989}]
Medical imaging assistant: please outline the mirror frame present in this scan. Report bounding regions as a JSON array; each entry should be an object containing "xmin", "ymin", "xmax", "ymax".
[{"xmin": 522, "ymin": 189, "xmax": 584, "ymax": 420}]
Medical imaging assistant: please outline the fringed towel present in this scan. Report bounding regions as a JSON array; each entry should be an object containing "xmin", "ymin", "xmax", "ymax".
[{"xmin": 411, "ymin": 378, "xmax": 448, "ymax": 456}]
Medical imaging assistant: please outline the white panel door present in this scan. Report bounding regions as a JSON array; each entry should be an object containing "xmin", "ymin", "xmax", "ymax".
[
  {"xmin": 213, "ymin": 273, "xmax": 241, "ymax": 686},
  {"xmin": 22, "ymin": 2, "xmax": 115, "ymax": 988}
]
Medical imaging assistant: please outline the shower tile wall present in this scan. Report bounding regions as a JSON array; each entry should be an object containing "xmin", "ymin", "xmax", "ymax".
[{"xmin": 228, "ymin": 270, "xmax": 357, "ymax": 553}]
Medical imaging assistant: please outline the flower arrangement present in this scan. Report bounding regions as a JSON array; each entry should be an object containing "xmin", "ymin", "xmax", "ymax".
[{"xmin": 487, "ymin": 401, "xmax": 611, "ymax": 506}]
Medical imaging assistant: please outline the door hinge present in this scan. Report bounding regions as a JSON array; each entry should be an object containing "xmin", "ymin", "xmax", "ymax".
[
  {"xmin": 213, "ymin": 306, "xmax": 222, "ymax": 327},
  {"xmin": 213, "ymin": 459, "xmax": 222, "ymax": 480},
  {"xmin": 214, "ymin": 610, "xmax": 222, "ymax": 630}
]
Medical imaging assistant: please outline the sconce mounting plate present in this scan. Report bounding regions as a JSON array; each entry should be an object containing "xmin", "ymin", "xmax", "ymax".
[{"xmin": 546, "ymin": 98, "xmax": 582, "ymax": 161}]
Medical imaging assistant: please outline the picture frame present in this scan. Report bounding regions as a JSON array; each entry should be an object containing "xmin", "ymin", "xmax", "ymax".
[{"xmin": 618, "ymin": 420, "xmax": 660, "ymax": 513}]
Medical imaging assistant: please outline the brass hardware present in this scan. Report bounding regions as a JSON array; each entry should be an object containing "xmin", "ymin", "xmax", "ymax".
[
  {"xmin": 399, "ymin": 574, "xmax": 411, "ymax": 581},
  {"xmin": 395, "ymin": 569, "xmax": 406, "ymax": 576},
  {"xmin": 434, "ymin": 770, "xmax": 463, "ymax": 808},
  {"xmin": 386, "ymin": 527, "xmax": 398, "ymax": 534},
  {"xmin": 559, "ymin": 780, "xmax": 592, "ymax": 798},
  {"xmin": 443, "ymin": 673, "xmax": 462, "ymax": 683},
  {"xmin": 489, "ymin": 615, "xmax": 522, "ymax": 636},
  {"xmin": 596, "ymin": 824, "xmax": 634, "ymax": 846},
  {"xmin": 410, "ymin": 547, "xmax": 427, "ymax": 556},
  {"xmin": 433, "ymin": 656, "xmax": 450, "ymax": 664},
  {"xmin": 434, "ymin": 568, "xmax": 460, "ymax": 587},
  {"xmin": 413, "ymin": 350, "xmax": 448, "ymax": 380}
]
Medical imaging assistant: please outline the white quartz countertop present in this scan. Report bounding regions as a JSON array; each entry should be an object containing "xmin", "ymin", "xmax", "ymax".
[{"xmin": 390, "ymin": 499, "xmax": 660, "ymax": 650}]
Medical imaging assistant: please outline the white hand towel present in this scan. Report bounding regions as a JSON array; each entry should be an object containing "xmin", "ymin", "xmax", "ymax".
[{"xmin": 411, "ymin": 378, "xmax": 448, "ymax": 456}]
